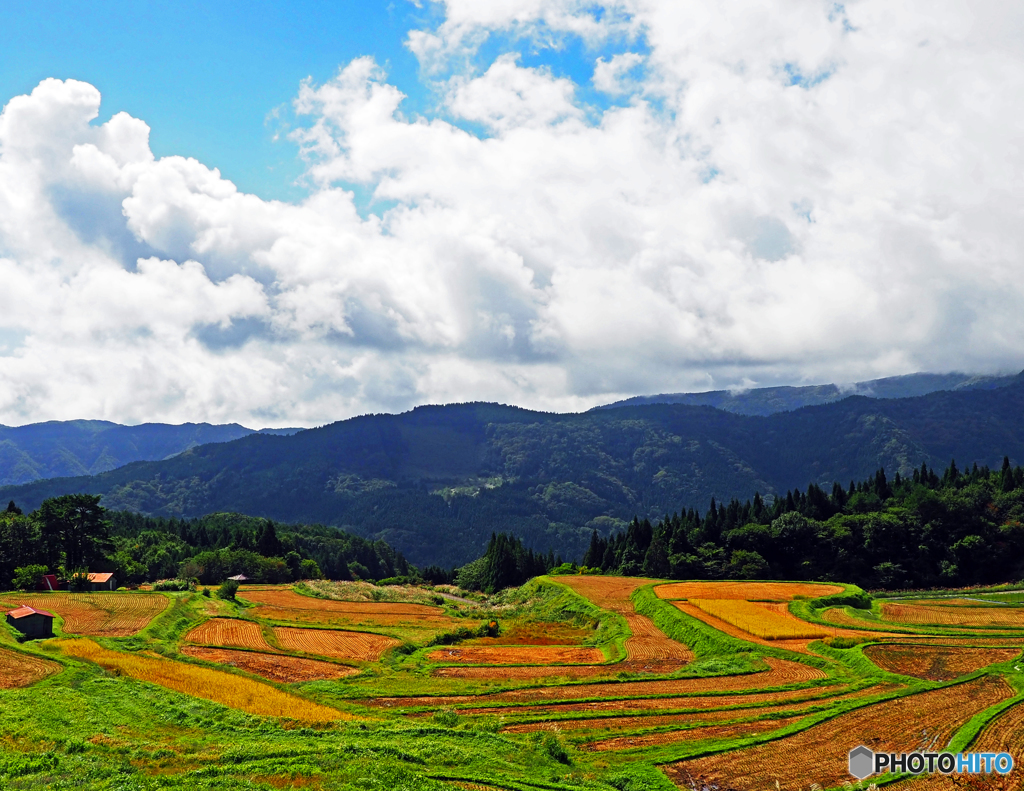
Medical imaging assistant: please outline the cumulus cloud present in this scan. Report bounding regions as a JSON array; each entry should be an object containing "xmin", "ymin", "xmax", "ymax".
[{"xmin": 1, "ymin": 0, "xmax": 1023, "ymax": 427}]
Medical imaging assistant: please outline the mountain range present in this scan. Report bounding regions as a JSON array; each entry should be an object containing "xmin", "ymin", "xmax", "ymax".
[
  {"xmin": 2, "ymin": 371, "xmax": 1024, "ymax": 568},
  {"xmin": 0, "ymin": 420, "xmax": 301, "ymax": 487}
]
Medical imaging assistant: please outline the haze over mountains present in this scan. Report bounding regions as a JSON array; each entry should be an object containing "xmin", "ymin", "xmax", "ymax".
[
  {"xmin": 2, "ymin": 371, "xmax": 1023, "ymax": 567},
  {"xmin": 0, "ymin": 421, "xmax": 301, "ymax": 487}
]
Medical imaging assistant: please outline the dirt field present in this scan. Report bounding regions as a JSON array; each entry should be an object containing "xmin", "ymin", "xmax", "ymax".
[
  {"xmin": 655, "ymin": 581, "xmax": 845, "ymax": 600},
  {"xmin": 664, "ymin": 675, "xmax": 1013, "ymax": 790},
  {"xmin": 465, "ymin": 622, "xmax": 593, "ymax": 646},
  {"xmin": 427, "ymin": 646, "xmax": 606, "ymax": 665},
  {"xmin": 184, "ymin": 618, "xmax": 277, "ymax": 652},
  {"xmin": 881, "ymin": 602, "xmax": 1024, "ymax": 628},
  {"xmin": 273, "ymin": 626, "xmax": 400, "ymax": 661},
  {"xmin": 0, "ymin": 592, "xmax": 168, "ymax": 636},
  {"xmin": 0, "ymin": 646, "xmax": 62, "ymax": 688},
  {"xmin": 180, "ymin": 646, "xmax": 358, "ymax": 683},
  {"xmin": 863, "ymin": 644, "xmax": 1020, "ymax": 680}
]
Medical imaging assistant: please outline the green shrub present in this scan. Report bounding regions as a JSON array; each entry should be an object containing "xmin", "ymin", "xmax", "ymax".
[
  {"xmin": 11, "ymin": 564, "xmax": 47, "ymax": 591},
  {"xmin": 67, "ymin": 570, "xmax": 90, "ymax": 592},
  {"xmin": 153, "ymin": 578, "xmax": 193, "ymax": 592},
  {"xmin": 217, "ymin": 579, "xmax": 239, "ymax": 600},
  {"xmin": 542, "ymin": 734, "xmax": 570, "ymax": 764},
  {"xmin": 432, "ymin": 708, "xmax": 459, "ymax": 728}
]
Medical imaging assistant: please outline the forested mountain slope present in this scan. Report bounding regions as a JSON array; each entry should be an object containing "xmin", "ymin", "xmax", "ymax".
[
  {"xmin": 0, "ymin": 420, "xmax": 301, "ymax": 486},
  {"xmin": 601, "ymin": 371, "xmax": 1018, "ymax": 415},
  {"xmin": 2, "ymin": 376, "xmax": 1024, "ymax": 567}
]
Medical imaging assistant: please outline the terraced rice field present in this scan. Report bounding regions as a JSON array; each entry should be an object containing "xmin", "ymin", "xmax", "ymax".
[
  {"xmin": 180, "ymin": 646, "xmax": 358, "ymax": 683},
  {"xmin": 0, "ymin": 592, "xmax": 168, "ymax": 636},
  {"xmin": 370, "ymin": 657, "xmax": 827, "ymax": 708},
  {"xmin": 0, "ymin": 646, "xmax": 62, "ymax": 688},
  {"xmin": 655, "ymin": 581, "xmax": 844, "ymax": 600},
  {"xmin": 184, "ymin": 618, "xmax": 277, "ymax": 651},
  {"xmin": 689, "ymin": 599, "xmax": 829, "ymax": 640},
  {"xmin": 273, "ymin": 626, "xmax": 400, "ymax": 661},
  {"xmin": 863, "ymin": 644, "xmax": 1020, "ymax": 680},
  {"xmin": 664, "ymin": 675, "xmax": 1013, "ymax": 790},
  {"xmin": 585, "ymin": 714, "xmax": 806, "ymax": 751},
  {"xmin": 56, "ymin": 638, "xmax": 342, "ymax": 721},
  {"xmin": 881, "ymin": 602, "xmax": 1024, "ymax": 628},
  {"xmin": 427, "ymin": 646, "xmax": 605, "ymax": 665}
]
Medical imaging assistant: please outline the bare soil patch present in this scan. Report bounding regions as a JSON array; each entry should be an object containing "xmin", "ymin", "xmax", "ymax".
[
  {"xmin": 587, "ymin": 714, "xmax": 806, "ymax": 751},
  {"xmin": 180, "ymin": 646, "xmax": 357, "ymax": 683}
]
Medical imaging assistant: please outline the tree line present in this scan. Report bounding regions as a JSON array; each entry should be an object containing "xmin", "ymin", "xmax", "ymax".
[
  {"xmin": 578, "ymin": 458, "xmax": 1024, "ymax": 589},
  {"xmin": 0, "ymin": 495, "xmax": 412, "ymax": 588}
]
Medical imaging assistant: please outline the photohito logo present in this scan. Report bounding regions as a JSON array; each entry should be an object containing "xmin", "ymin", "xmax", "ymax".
[{"xmin": 849, "ymin": 746, "xmax": 1014, "ymax": 778}]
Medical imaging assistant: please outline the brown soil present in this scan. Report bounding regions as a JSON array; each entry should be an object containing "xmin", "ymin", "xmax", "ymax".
[
  {"xmin": 184, "ymin": 618, "xmax": 276, "ymax": 651},
  {"xmin": 864, "ymin": 644, "xmax": 1020, "ymax": 680},
  {"xmin": 664, "ymin": 675, "xmax": 1013, "ymax": 791},
  {"xmin": 0, "ymin": 592, "xmax": 168, "ymax": 637},
  {"xmin": 586, "ymin": 714, "xmax": 806, "ymax": 751},
  {"xmin": 654, "ymin": 582, "xmax": 844, "ymax": 601},
  {"xmin": 0, "ymin": 646, "xmax": 62, "ymax": 688},
  {"xmin": 273, "ymin": 626, "xmax": 400, "ymax": 661},
  {"xmin": 181, "ymin": 646, "xmax": 358, "ymax": 682},
  {"xmin": 240, "ymin": 589, "xmax": 443, "ymax": 614},
  {"xmin": 370, "ymin": 657, "xmax": 826, "ymax": 708}
]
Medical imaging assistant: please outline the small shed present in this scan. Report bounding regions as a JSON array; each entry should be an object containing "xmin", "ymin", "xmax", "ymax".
[
  {"xmin": 6, "ymin": 605, "xmax": 55, "ymax": 639},
  {"xmin": 86, "ymin": 572, "xmax": 116, "ymax": 591},
  {"xmin": 227, "ymin": 574, "xmax": 249, "ymax": 582},
  {"xmin": 39, "ymin": 574, "xmax": 58, "ymax": 591}
]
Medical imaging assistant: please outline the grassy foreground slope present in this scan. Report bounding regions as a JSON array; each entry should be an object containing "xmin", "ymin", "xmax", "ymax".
[{"xmin": 1, "ymin": 575, "xmax": 1023, "ymax": 790}]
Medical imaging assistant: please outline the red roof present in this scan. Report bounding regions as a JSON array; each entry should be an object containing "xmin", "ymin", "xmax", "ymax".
[
  {"xmin": 7, "ymin": 605, "xmax": 55, "ymax": 619},
  {"xmin": 87, "ymin": 572, "xmax": 114, "ymax": 583}
]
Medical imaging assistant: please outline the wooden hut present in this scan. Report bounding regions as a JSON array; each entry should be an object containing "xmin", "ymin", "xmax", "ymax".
[
  {"xmin": 86, "ymin": 572, "xmax": 116, "ymax": 591},
  {"xmin": 6, "ymin": 605, "xmax": 55, "ymax": 639}
]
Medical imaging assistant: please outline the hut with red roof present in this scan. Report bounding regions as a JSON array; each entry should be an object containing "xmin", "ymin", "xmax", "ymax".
[
  {"xmin": 86, "ymin": 572, "xmax": 117, "ymax": 591},
  {"xmin": 6, "ymin": 605, "xmax": 55, "ymax": 639}
]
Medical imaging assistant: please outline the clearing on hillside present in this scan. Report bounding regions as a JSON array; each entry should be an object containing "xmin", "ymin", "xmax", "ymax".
[
  {"xmin": 863, "ymin": 644, "xmax": 1020, "ymax": 680},
  {"xmin": 273, "ymin": 626, "xmax": 400, "ymax": 661},
  {"xmin": 0, "ymin": 646, "xmax": 62, "ymax": 688},
  {"xmin": 56, "ymin": 639, "xmax": 341, "ymax": 721},
  {"xmin": 689, "ymin": 600, "xmax": 829, "ymax": 640},
  {"xmin": 180, "ymin": 646, "xmax": 358, "ymax": 683},
  {"xmin": 665, "ymin": 675, "xmax": 1013, "ymax": 790},
  {"xmin": 655, "ymin": 581, "xmax": 844, "ymax": 600},
  {"xmin": 427, "ymin": 646, "xmax": 605, "ymax": 665},
  {"xmin": 184, "ymin": 618, "xmax": 276, "ymax": 652},
  {"xmin": 881, "ymin": 602, "xmax": 1024, "ymax": 628},
  {"xmin": 0, "ymin": 593, "xmax": 168, "ymax": 636}
]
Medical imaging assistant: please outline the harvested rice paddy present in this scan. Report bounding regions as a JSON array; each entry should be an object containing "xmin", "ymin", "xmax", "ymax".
[
  {"xmin": 0, "ymin": 592, "xmax": 168, "ymax": 636},
  {"xmin": 273, "ymin": 626, "xmax": 400, "ymax": 661},
  {"xmin": 863, "ymin": 644, "xmax": 1020, "ymax": 680},
  {"xmin": 180, "ymin": 646, "xmax": 358, "ymax": 683},
  {"xmin": 184, "ymin": 618, "xmax": 276, "ymax": 652},
  {"xmin": 881, "ymin": 602, "xmax": 1024, "ymax": 628},
  {"xmin": 427, "ymin": 646, "xmax": 605, "ymax": 665},
  {"xmin": 655, "ymin": 581, "xmax": 845, "ymax": 600},
  {"xmin": 0, "ymin": 646, "xmax": 61, "ymax": 688}
]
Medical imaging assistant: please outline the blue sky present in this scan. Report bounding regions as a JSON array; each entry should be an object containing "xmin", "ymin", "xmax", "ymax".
[{"xmin": 0, "ymin": 0, "xmax": 434, "ymax": 201}]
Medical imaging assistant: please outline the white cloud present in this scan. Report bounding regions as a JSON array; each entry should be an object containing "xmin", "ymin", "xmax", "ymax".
[{"xmin": 1, "ymin": 1, "xmax": 1024, "ymax": 427}]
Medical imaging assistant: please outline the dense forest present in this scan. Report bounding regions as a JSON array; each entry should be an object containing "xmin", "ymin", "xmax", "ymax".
[
  {"xmin": 0, "ymin": 495, "xmax": 411, "ymax": 587},
  {"xmin": 580, "ymin": 458, "xmax": 1024, "ymax": 589}
]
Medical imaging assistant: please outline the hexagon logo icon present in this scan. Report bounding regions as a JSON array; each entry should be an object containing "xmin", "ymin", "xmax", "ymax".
[{"xmin": 849, "ymin": 746, "xmax": 874, "ymax": 779}]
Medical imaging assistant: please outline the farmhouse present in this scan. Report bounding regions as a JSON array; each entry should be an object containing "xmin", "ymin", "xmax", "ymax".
[
  {"xmin": 86, "ymin": 572, "xmax": 117, "ymax": 591},
  {"xmin": 6, "ymin": 605, "xmax": 55, "ymax": 639}
]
